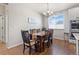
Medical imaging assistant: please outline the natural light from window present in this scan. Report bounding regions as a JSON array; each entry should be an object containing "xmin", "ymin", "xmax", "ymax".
[{"xmin": 48, "ymin": 14, "xmax": 64, "ymax": 29}]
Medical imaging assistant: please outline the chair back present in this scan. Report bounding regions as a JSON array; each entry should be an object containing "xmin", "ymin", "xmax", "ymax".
[
  {"xmin": 48, "ymin": 29, "xmax": 53, "ymax": 39},
  {"xmin": 21, "ymin": 30, "xmax": 30, "ymax": 44},
  {"xmin": 29, "ymin": 34, "xmax": 32, "ymax": 40},
  {"xmin": 37, "ymin": 29, "xmax": 40, "ymax": 32},
  {"xmin": 30, "ymin": 29, "xmax": 36, "ymax": 33},
  {"xmin": 42, "ymin": 28, "xmax": 46, "ymax": 31},
  {"xmin": 30, "ymin": 29, "xmax": 33, "ymax": 34}
]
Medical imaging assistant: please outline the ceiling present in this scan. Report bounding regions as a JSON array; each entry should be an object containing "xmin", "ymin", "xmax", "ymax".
[
  {"xmin": 0, "ymin": 3, "xmax": 79, "ymax": 15},
  {"xmin": 25, "ymin": 3, "xmax": 79, "ymax": 14}
]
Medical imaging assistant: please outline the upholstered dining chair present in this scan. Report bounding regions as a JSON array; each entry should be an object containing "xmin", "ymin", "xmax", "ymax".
[
  {"xmin": 21, "ymin": 30, "xmax": 37, "ymax": 54},
  {"xmin": 43, "ymin": 30, "xmax": 50, "ymax": 48},
  {"xmin": 43, "ymin": 29, "xmax": 53, "ymax": 48},
  {"xmin": 42, "ymin": 28, "xmax": 46, "ymax": 31},
  {"xmin": 48, "ymin": 29, "xmax": 53, "ymax": 44},
  {"xmin": 37, "ymin": 29, "xmax": 40, "ymax": 32}
]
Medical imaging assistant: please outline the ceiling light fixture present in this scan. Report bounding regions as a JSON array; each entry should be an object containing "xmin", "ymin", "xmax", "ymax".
[{"xmin": 43, "ymin": 3, "xmax": 53, "ymax": 16}]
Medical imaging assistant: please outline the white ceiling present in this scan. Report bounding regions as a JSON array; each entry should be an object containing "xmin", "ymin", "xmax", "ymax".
[
  {"xmin": 25, "ymin": 3, "xmax": 79, "ymax": 14},
  {"xmin": 1, "ymin": 3, "xmax": 79, "ymax": 15}
]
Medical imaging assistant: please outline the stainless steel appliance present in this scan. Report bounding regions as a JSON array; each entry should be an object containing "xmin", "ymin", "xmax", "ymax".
[{"xmin": 69, "ymin": 20, "xmax": 79, "ymax": 43}]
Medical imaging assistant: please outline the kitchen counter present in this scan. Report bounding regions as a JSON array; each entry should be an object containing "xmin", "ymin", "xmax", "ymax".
[
  {"xmin": 73, "ymin": 33, "xmax": 79, "ymax": 40},
  {"xmin": 72, "ymin": 33, "xmax": 79, "ymax": 55}
]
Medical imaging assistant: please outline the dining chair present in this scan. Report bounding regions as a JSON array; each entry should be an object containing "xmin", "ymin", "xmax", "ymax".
[
  {"xmin": 43, "ymin": 30, "xmax": 50, "ymax": 48},
  {"xmin": 48, "ymin": 29, "xmax": 53, "ymax": 44},
  {"xmin": 43, "ymin": 29, "xmax": 53, "ymax": 48},
  {"xmin": 21, "ymin": 30, "xmax": 37, "ymax": 54},
  {"xmin": 37, "ymin": 29, "xmax": 40, "ymax": 32},
  {"xmin": 42, "ymin": 28, "xmax": 46, "ymax": 31}
]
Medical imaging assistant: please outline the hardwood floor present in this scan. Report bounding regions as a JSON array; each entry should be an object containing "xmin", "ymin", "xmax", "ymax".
[
  {"xmin": 0, "ymin": 39, "xmax": 76, "ymax": 55},
  {"xmin": 0, "ymin": 40, "xmax": 6, "ymax": 53}
]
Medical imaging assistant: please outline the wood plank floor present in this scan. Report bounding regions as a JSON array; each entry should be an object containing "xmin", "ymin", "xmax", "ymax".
[
  {"xmin": 0, "ymin": 39, "xmax": 76, "ymax": 55},
  {"xmin": 0, "ymin": 40, "xmax": 6, "ymax": 52}
]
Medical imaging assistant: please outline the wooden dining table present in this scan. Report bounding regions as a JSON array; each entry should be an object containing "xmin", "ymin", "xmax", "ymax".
[{"xmin": 32, "ymin": 31, "xmax": 46, "ymax": 52}]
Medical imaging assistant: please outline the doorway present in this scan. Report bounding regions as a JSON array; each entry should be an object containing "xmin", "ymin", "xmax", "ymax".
[{"xmin": 0, "ymin": 15, "xmax": 6, "ymax": 51}]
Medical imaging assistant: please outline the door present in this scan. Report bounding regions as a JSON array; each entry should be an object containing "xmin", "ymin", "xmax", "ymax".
[{"xmin": 0, "ymin": 16, "xmax": 5, "ymax": 43}]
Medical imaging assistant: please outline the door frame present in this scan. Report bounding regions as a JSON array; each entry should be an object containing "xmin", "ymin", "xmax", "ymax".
[{"xmin": 4, "ymin": 5, "xmax": 9, "ymax": 48}]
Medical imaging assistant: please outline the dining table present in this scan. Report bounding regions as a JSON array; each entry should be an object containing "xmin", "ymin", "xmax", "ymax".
[{"xmin": 32, "ymin": 31, "xmax": 46, "ymax": 52}]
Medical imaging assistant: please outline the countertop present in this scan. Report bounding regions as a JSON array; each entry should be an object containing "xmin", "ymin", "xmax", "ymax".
[{"xmin": 72, "ymin": 33, "xmax": 79, "ymax": 40}]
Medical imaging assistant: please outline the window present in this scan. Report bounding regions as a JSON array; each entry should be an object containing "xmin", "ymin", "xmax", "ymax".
[{"xmin": 48, "ymin": 14, "xmax": 64, "ymax": 29}]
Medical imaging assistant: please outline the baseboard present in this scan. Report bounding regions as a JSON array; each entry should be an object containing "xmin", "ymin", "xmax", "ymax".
[
  {"xmin": 54, "ymin": 38, "xmax": 64, "ymax": 40},
  {"xmin": 7, "ymin": 38, "xmax": 63, "ymax": 49},
  {"xmin": 7, "ymin": 42, "xmax": 23, "ymax": 49}
]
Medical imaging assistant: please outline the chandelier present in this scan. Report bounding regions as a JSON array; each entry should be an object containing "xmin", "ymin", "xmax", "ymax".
[{"xmin": 43, "ymin": 3, "xmax": 53, "ymax": 16}]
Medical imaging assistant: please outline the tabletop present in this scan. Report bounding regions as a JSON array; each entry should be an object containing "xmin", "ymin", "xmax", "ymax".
[{"xmin": 32, "ymin": 31, "xmax": 45, "ymax": 36}]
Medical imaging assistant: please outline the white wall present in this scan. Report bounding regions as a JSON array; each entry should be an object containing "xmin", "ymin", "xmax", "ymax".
[
  {"xmin": 53, "ymin": 29, "xmax": 64, "ymax": 40},
  {"xmin": 69, "ymin": 7, "xmax": 79, "ymax": 20},
  {"xmin": 7, "ymin": 4, "xmax": 43, "ymax": 48},
  {"xmin": 64, "ymin": 10, "xmax": 69, "ymax": 33},
  {"xmin": 42, "ymin": 15, "xmax": 49, "ymax": 29}
]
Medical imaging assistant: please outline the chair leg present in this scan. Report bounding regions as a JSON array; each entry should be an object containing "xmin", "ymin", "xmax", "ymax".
[
  {"xmin": 47, "ymin": 42, "xmax": 50, "ymax": 48},
  {"xmin": 35, "ymin": 44, "xmax": 37, "ymax": 52},
  {"xmin": 23, "ymin": 44, "xmax": 25, "ymax": 54},
  {"xmin": 51, "ymin": 39, "xmax": 52, "ymax": 44},
  {"xmin": 42, "ymin": 42, "xmax": 45, "ymax": 51},
  {"xmin": 29, "ymin": 46, "xmax": 31, "ymax": 55},
  {"xmin": 39, "ymin": 43, "xmax": 41, "ymax": 52}
]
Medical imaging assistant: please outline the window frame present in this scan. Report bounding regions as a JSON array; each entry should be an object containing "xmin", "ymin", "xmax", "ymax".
[{"xmin": 48, "ymin": 13, "xmax": 64, "ymax": 29}]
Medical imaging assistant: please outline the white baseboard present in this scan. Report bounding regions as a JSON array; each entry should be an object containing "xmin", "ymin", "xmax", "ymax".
[
  {"xmin": 7, "ymin": 37, "xmax": 64, "ymax": 49},
  {"xmin": 54, "ymin": 37, "xmax": 64, "ymax": 40},
  {"xmin": 7, "ymin": 42, "xmax": 23, "ymax": 49}
]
